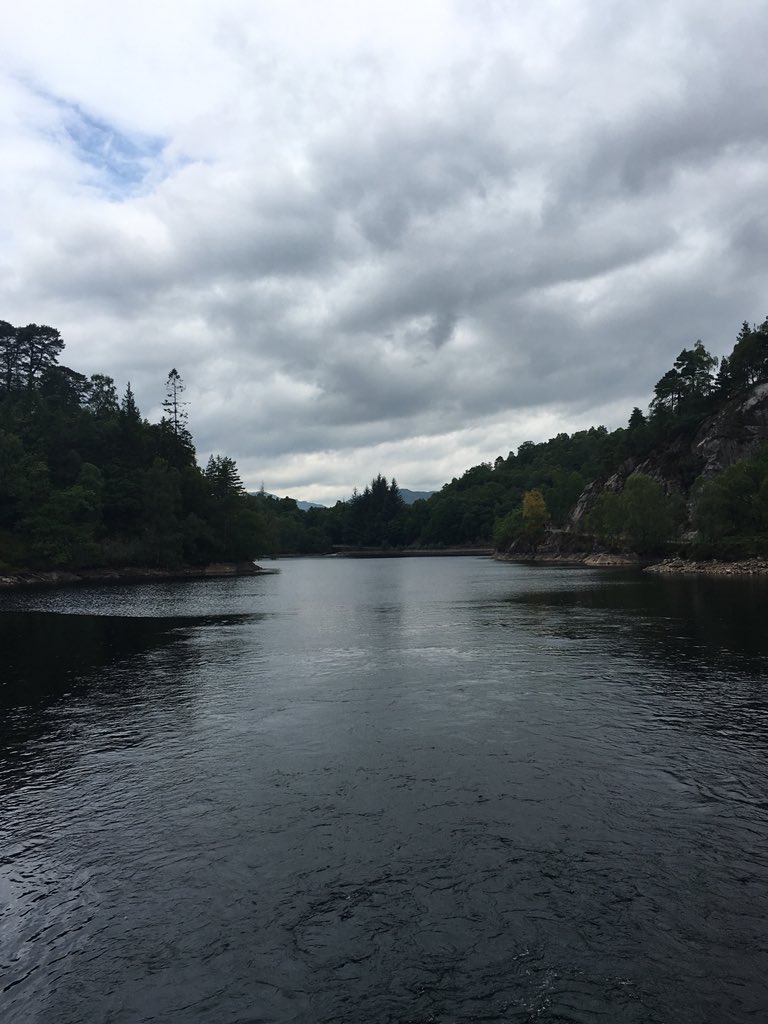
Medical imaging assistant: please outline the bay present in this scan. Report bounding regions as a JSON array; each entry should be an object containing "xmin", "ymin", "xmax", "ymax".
[{"xmin": 1, "ymin": 557, "xmax": 767, "ymax": 1023}]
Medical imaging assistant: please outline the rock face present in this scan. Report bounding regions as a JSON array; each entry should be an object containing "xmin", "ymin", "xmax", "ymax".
[
  {"xmin": 694, "ymin": 381, "xmax": 768, "ymax": 477},
  {"xmin": 568, "ymin": 383, "xmax": 768, "ymax": 532}
]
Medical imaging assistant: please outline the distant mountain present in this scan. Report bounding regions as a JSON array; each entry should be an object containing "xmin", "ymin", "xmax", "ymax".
[
  {"xmin": 253, "ymin": 489, "xmax": 431, "ymax": 509},
  {"xmin": 250, "ymin": 492, "xmax": 327, "ymax": 511},
  {"xmin": 399, "ymin": 488, "xmax": 435, "ymax": 504}
]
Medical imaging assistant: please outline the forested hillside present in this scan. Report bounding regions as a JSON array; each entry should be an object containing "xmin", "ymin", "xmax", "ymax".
[
  {"xmin": 0, "ymin": 321, "xmax": 268, "ymax": 570},
  {"xmin": 2, "ymin": 315, "xmax": 767, "ymax": 570},
  {"xmin": 314, "ymin": 317, "xmax": 768, "ymax": 557},
  {"xmin": 497, "ymin": 320, "xmax": 768, "ymax": 558}
]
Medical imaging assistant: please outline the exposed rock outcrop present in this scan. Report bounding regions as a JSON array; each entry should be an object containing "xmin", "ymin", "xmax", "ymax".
[
  {"xmin": 567, "ymin": 383, "xmax": 768, "ymax": 532},
  {"xmin": 693, "ymin": 381, "xmax": 768, "ymax": 477}
]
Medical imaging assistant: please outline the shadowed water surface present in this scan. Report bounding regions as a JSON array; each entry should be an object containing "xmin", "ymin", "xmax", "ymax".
[{"xmin": 1, "ymin": 558, "xmax": 767, "ymax": 1023}]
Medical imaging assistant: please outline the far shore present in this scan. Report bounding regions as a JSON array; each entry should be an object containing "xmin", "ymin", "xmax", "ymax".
[
  {"xmin": 336, "ymin": 547, "xmax": 494, "ymax": 558},
  {"xmin": 0, "ymin": 561, "xmax": 267, "ymax": 590},
  {"xmin": 6, "ymin": 552, "xmax": 767, "ymax": 590},
  {"xmin": 494, "ymin": 551, "xmax": 642, "ymax": 567},
  {"xmin": 495, "ymin": 550, "xmax": 768, "ymax": 576}
]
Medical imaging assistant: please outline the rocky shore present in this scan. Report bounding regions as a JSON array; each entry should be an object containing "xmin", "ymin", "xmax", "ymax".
[
  {"xmin": 645, "ymin": 557, "xmax": 768, "ymax": 576},
  {"xmin": 0, "ymin": 561, "xmax": 266, "ymax": 589},
  {"xmin": 494, "ymin": 551, "xmax": 642, "ymax": 567}
]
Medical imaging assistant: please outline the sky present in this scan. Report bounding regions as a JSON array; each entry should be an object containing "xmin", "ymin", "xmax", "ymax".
[{"xmin": 1, "ymin": 0, "xmax": 767, "ymax": 504}]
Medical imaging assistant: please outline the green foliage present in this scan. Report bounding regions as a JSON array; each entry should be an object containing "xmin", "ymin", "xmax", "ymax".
[
  {"xmin": 0, "ymin": 320, "xmax": 266, "ymax": 570},
  {"xmin": 520, "ymin": 489, "xmax": 549, "ymax": 553},
  {"xmin": 345, "ymin": 475, "xmax": 407, "ymax": 547},
  {"xmin": 4, "ymin": 312, "xmax": 768, "ymax": 567},
  {"xmin": 728, "ymin": 319, "xmax": 768, "ymax": 391},
  {"xmin": 622, "ymin": 474, "xmax": 679, "ymax": 554},
  {"xmin": 692, "ymin": 444, "xmax": 768, "ymax": 556},
  {"xmin": 589, "ymin": 474, "xmax": 681, "ymax": 554},
  {"xmin": 1, "ymin": 323, "xmax": 65, "ymax": 392},
  {"xmin": 492, "ymin": 489, "xmax": 550, "ymax": 556},
  {"xmin": 588, "ymin": 492, "xmax": 624, "ymax": 548},
  {"xmin": 492, "ymin": 509, "xmax": 521, "ymax": 551}
]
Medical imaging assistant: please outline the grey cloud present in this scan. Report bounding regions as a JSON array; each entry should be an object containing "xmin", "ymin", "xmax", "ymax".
[
  {"xmin": 553, "ymin": 22, "xmax": 768, "ymax": 207},
  {"xmin": 3, "ymin": 0, "xmax": 768, "ymax": 502},
  {"xmin": 316, "ymin": 104, "xmax": 514, "ymax": 249}
]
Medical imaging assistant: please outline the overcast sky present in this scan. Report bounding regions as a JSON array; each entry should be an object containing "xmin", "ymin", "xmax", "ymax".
[{"xmin": 2, "ymin": 1, "xmax": 767, "ymax": 503}]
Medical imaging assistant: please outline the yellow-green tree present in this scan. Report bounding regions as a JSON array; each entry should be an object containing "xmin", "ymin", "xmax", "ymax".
[
  {"xmin": 492, "ymin": 489, "xmax": 551, "ymax": 556},
  {"xmin": 521, "ymin": 488, "xmax": 550, "ymax": 555}
]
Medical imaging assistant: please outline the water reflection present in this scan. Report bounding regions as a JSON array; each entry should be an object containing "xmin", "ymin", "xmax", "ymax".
[
  {"xmin": 0, "ymin": 610, "xmax": 263, "ymax": 783},
  {"xmin": 1, "ymin": 562, "xmax": 767, "ymax": 1024},
  {"xmin": 502, "ymin": 572, "xmax": 768, "ymax": 671}
]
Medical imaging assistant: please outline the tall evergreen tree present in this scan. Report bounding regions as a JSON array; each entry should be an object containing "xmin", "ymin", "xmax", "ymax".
[
  {"xmin": 162, "ymin": 368, "xmax": 188, "ymax": 436},
  {"xmin": 15, "ymin": 324, "xmax": 65, "ymax": 390}
]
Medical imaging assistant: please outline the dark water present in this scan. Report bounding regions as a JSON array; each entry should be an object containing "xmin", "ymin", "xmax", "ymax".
[{"xmin": 1, "ymin": 558, "xmax": 767, "ymax": 1023}]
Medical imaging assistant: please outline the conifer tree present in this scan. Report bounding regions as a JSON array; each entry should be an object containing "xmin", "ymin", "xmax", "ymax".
[
  {"xmin": 121, "ymin": 382, "xmax": 141, "ymax": 421},
  {"xmin": 162, "ymin": 368, "xmax": 188, "ymax": 436}
]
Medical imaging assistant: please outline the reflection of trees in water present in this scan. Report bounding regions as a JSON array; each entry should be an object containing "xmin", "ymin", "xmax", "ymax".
[
  {"xmin": 506, "ymin": 575, "xmax": 768, "ymax": 668},
  {"xmin": 488, "ymin": 574, "xmax": 768, "ymax": 749},
  {"xmin": 0, "ymin": 610, "xmax": 257, "ymax": 778}
]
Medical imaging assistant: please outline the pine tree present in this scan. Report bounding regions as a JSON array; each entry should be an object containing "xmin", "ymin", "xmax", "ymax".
[
  {"xmin": 121, "ymin": 382, "xmax": 141, "ymax": 421},
  {"xmin": 162, "ymin": 368, "xmax": 188, "ymax": 436}
]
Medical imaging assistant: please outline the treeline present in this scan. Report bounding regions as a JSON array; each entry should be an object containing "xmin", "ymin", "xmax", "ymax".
[
  {"xmin": 305, "ymin": 317, "xmax": 768, "ymax": 557},
  {"xmin": 3, "ymin": 315, "xmax": 768, "ymax": 569},
  {"xmin": 266, "ymin": 427, "xmax": 622, "ymax": 554},
  {"xmin": 0, "ymin": 320, "xmax": 267, "ymax": 570},
  {"xmin": 497, "ymin": 319, "xmax": 768, "ymax": 557}
]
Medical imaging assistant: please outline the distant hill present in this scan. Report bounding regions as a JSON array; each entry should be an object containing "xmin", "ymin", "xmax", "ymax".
[
  {"xmin": 254, "ymin": 489, "xmax": 433, "ymax": 508},
  {"xmin": 250, "ymin": 492, "xmax": 327, "ymax": 511},
  {"xmin": 399, "ymin": 488, "xmax": 435, "ymax": 504}
]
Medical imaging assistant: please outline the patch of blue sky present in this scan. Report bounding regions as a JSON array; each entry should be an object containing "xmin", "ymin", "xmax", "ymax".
[
  {"xmin": 31, "ymin": 85, "xmax": 169, "ymax": 199},
  {"xmin": 63, "ymin": 104, "xmax": 166, "ymax": 198}
]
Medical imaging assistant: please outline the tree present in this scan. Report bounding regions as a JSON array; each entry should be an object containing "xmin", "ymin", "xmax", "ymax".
[
  {"xmin": 205, "ymin": 454, "xmax": 244, "ymax": 498},
  {"xmin": 673, "ymin": 340, "xmax": 717, "ymax": 400},
  {"xmin": 0, "ymin": 321, "xmax": 20, "ymax": 393},
  {"xmin": 157, "ymin": 369, "xmax": 195, "ymax": 469},
  {"xmin": 621, "ymin": 473, "xmax": 677, "ymax": 554},
  {"xmin": 492, "ymin": 489, "xmax": 550, "ymax": 556},
  {"xmin": 692, "ymin": 444, "xmax": 768, "ymax": 556},
  {"xmin": 15, "ymin": 324, "xmax": 65, "ymax": 390},
  {"xmin": 714, "ymin": 355, "xmax": 732, "ymax": 395},
  {"xmin": 628, "ymin": 407, "xmax": 646, "ymax": 430},
  {"xmin": 121, "ymin": 382, "xmax": 141, "ymax": 422},
  {"xmin": 88, "ymin": 374, "xmax": 119, "ymax": 417},
  {"xmin": 651, "ymin": 368, "xmax": 683, "ymax": 412},
  {"xmin": 588, "ymin": 491, "xmax": 624, "ymax": 548},
  {"xmin": 520, "ymin": 488, "xmax": 549, "ymax": 555},
  {"xmin": 492, "ymin": 508, "xmax": 521, "ymax": 551},
  {"xmin": 729, "ymin": 318, "xmax": 768, "ymax": 390},
  {"xmin": 162, "ymin": 368, "xmax": 189, "ymax": 436},
  {"xmin": 140, "ymin": 457, "xmax": 183, "ymax": 566}
]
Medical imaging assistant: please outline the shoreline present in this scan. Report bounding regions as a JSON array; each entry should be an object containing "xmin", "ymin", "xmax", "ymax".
[
  {"xmin": 644, "ymin": 557, "xmax": 768, "ymax": 576},
  {"xmin": 496, "ymin": 551, "xmax": 768, "ymax": 575},
  {"xmin": 493, "ymin": 551, "xmax": 642, "ymax": 567},
  {"xmin": 0, "ymin": 561, "xmax": 266, "ymax": 590},
  {"xmin": 337, "ymin": 547, "xmax": 494, "ymax": 558}
]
